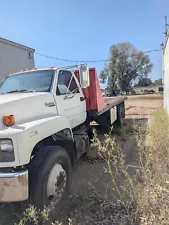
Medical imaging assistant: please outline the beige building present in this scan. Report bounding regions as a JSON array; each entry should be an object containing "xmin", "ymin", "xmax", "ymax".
[{"xmin": 133, "ymin": 85, "xmax": 163, "ymax": 94}]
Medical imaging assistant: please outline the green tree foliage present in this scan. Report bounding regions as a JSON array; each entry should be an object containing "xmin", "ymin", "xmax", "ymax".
[
  {"xmin": 99, "ymin": 42, "xmax": 153, "ymax": 93},
  {"xmin": 135, "ymin": 77, "xmax": 153, "ymax": 87},
  {"xmin": 99, "ymin": 68, "xmax": 109, "ymax": 84},
  {"xmin": 154, "ymin": 78, "xmax": 162, "ymax": 85}
]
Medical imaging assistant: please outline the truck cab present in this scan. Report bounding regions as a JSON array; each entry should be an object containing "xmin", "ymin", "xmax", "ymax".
[{"xmin": 0, "ymin": 67, "xmax": 87, "ymax": 129}]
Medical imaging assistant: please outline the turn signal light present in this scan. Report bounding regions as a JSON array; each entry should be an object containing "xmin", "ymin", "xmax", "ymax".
[{"xmin": 3, "ymin": 115, "xmax": 15, "ymax": 126}]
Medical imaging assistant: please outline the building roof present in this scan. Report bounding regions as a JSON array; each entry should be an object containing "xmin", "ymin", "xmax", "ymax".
[{"xmin": 0, "ymin": 37, "xmax": 35, "ymax": 52}]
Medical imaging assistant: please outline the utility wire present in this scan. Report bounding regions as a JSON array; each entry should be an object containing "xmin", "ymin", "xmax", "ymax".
[{"xmin": 35, "ymin": 49, "xmax": 161, "ymax": 63}]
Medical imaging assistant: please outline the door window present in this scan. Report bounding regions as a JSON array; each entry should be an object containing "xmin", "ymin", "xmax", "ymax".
[{"xmin": 56, "ymin": 70, "xmax": 80, "ymax": 95}]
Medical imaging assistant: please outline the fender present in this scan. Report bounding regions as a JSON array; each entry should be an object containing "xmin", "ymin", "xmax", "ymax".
[{"xmin": 16, "ymin": 115, "xmax": 73, "ymax": 166}]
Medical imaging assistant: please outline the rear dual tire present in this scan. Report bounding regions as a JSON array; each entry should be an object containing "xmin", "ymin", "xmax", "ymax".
[{"xmin": 117, "ymin": 102, "xmax": 125, "ymax": 126}]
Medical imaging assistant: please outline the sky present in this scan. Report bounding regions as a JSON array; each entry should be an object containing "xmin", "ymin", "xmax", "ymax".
[{"xmin": 0, "ymin": 0, "xmax": 169, "ymax": 88}]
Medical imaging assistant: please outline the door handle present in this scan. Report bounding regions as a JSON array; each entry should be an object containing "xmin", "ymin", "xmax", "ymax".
[{"xmin": 80, "ymin": 97, "xmax": 86, "ymax": 101}]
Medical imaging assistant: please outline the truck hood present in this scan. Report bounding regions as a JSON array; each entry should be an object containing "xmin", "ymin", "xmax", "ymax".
[{"xmin": 0, "ymin": 92, "xmax": 57, "ymax": 129}]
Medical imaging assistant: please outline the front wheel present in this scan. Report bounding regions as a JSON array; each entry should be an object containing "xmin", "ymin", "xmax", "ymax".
[{"xmin": 29, "ymin": 146, "xmax": 72, "ymax": 219}]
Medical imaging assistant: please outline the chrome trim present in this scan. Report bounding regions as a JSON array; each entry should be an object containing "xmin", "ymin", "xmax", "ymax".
[{"xmin": 0, "ymin": 170, "xmax": 28, "ymax": 202}]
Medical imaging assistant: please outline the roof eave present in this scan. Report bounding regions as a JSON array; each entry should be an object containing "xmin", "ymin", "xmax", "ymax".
[{"xmin": 0, "ymin": 37, "xmax": 35, "ymax": 52}]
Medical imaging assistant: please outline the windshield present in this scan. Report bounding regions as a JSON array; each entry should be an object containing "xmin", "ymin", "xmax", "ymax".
[{"xmin": 0, "ymin": 70, "xmax": 54, "ymax": 94}]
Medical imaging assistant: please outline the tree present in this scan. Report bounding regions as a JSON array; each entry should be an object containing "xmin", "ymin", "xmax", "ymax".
[
  {"xmin": 99, "ymin": 68, "xmax": 109, "ymax": 84},
  {"xmin": 135, "ymin": 77, "xmax": 153, "ymax": 87},
  {"xmin": 154, "ymin": 78, "xmax": 162, "ymax": 85},
  {"xmin": 99, "ymin": 42, "xmax": 153, "ymax": 94}
]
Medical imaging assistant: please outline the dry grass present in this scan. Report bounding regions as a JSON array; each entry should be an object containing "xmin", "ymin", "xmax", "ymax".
[
  {"xmin": 126, "ymin": 93, "xmax": 163, "ymax": 101},
  {"xmin": 92, "ymin": 107, "xmax": 169, "ymax": 225},
  {"xmin": 137, "ymin": 108, "xmax": 169, "ymax": 225},
  {"xmin": 16, "ymin": 205, "xmax": 72, "ymax": 225}
]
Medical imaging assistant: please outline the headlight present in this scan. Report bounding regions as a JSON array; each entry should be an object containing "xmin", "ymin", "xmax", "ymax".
[
  {"xmin": 0, "ymin": 139, "xmax": 14, "ymax": 152},
  {"xmin": 0, "ymin": 139, "xmax": 15, "ymax": 162}
]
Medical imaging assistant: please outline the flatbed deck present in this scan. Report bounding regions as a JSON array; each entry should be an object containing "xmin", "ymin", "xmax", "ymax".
[
  {"xmin": 104, "ymin": 96, "xmax": 126, "ymax": 105},
  {"xmin": 98, "ymin": 96, "xmax": 126, "ymax": 116}
]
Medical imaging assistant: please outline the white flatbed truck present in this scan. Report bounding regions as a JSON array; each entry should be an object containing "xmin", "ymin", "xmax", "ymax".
[{"xmin": 0, "ymin": 64, "xmax": 125, "ymax": 216}]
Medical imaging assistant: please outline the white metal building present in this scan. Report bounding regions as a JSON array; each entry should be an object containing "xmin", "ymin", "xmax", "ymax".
[
  {"xmin": 0, "ymin": 37, "xmax": 35, "ymax": 78},
  {"xmin": 163, "ymin": 30, "xmax": 169, "ymax": 113}
]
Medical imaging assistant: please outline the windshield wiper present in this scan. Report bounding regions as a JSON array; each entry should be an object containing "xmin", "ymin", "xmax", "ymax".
[{"xmin": 6, "ymin": 89, "xmax": 36, "ymax": 94}]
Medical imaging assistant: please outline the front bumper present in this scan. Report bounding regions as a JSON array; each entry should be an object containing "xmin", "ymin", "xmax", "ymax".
[{"xmin": 0, "ymin": 170, "xmax": 28, "ymax": 202}]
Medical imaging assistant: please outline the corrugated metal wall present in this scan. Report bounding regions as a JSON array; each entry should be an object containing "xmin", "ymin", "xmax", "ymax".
[
  {"xmin": 163, "ymin": 36, "xmax": 169, "ymax": 113},
  {"xmin": 0, "ymin": 39, "xmax": 35, "ymax": 78}
]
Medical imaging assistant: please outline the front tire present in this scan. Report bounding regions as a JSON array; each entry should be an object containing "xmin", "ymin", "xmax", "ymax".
[{"xmin": 29, "ymin": 146, "xmax": 72, "ymax": 219}]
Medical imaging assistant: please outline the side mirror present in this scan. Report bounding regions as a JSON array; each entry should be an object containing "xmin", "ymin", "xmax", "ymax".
[{"xmin": 79, "ymin": 64, "xmax": 90, "ymax": 88}]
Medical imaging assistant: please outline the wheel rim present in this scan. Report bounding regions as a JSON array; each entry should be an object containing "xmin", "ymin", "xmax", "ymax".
[{"xmin": 47, "ymin": 164, "xmax": 67, "ymax": 203}]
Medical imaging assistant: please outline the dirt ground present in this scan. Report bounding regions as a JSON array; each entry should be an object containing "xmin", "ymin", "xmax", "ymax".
[
  {"xmin": 0, "ymin": 94, "xmax": 163, "ymax": 225},
  {"xmin": 125, "ymin": 94, "xmax": 163, "ymax": 118}
]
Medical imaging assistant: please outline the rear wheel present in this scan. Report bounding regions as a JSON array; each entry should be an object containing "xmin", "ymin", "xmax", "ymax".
[
  {"xmin": 117, "ymin": 102, "xmax": 125, "ymax": 126},
  {"xmin": 28, "ymin": 146, "xmax": 71, "ymax": 219}
]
